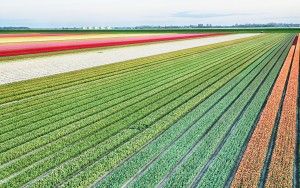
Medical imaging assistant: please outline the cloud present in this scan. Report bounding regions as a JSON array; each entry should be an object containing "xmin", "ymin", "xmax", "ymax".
[{"xmin": 172, "ymin": 11, "xmax": 252, "ymax": 19}]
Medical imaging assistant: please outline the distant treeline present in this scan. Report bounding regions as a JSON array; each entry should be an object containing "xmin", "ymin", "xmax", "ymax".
[{"xmin": 0, "ymin": 27, "xmax": 30, "ymax": 30}]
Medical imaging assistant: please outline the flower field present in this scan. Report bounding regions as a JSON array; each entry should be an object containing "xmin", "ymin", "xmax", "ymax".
[
  {"xmin": 0, "ymin": 33, "xmax": 299, "ymax": 188},
  {"xmin": 0, "ymin": 33, "xmax": 222, "ymax": 56},
  {"xmin": 0, "ymin": 33, "xmax": 171, "ymax": 44}
]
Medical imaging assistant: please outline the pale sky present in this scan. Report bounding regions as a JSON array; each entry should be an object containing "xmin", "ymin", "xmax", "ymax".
[{"xmin": 0, "ymin": 0, "xmax": 299, "ymax": 27}]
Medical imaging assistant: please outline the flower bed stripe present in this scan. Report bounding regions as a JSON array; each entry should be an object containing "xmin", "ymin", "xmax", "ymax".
[
  {"xmin": 0, "ymin": 33, "xmax": 160, "ymax": 44},
  {"xmin": 0, "ymin": 33, "xmax": 222, "ymax": 56}
]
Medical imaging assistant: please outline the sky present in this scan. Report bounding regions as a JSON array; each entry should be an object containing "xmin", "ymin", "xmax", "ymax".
[{"xmin": 0, "ymin": 0, "xmax": 299, "ymax": 28}]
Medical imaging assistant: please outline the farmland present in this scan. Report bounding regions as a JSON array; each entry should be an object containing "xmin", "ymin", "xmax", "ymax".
[{"xmin": 0, "ymin": 32, "xmax": 299, "ymax": 188}]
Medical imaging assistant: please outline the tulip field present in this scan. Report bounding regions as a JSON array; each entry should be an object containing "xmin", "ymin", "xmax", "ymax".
[
  {"xmin": 0, "ymin": 32, "xmax": 299, "ymax": 188},
  {"xmin": 0, "ymin": 33, "xmax": 222, "ymax": 57}
]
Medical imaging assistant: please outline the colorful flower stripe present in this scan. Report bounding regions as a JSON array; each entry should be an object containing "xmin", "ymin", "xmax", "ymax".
[
  {"xmin": 1, "ymin": 34, "xmax": 174, "ymax": 47},
  {"xmin": 265, "ymin": 35, "xmax": 299, "ymax": 187},
  {"xmin": 0, "ymin": 33, "xmax": 221, "ymax": 56},
  {"xmin": 0, "ymin": 33, "xmax": 163, "ymax": 44},
  {"xmin": 231, "ymin": 39, "xmax": 296, "ymax": 188}
]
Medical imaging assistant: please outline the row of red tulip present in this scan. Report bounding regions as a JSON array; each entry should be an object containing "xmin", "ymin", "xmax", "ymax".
[{"xmin": 0, "ymin": 33, "xmax": 222, "ymax": 57}]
